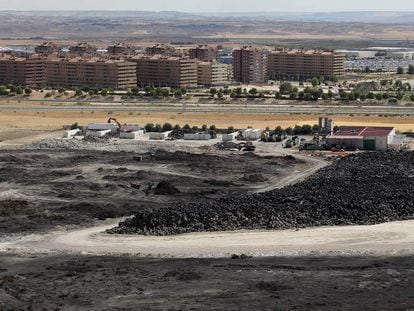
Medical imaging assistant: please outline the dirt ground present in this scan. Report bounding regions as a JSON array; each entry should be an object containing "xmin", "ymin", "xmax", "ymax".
[
  {"xmin": 1, "ymin": 254, "xmax": 413, "ymax": 310},
  {"xmin": 0, "ymin": 111, "xmax": 414, "ymax": 131},
  {"xmin": 0, "ymin": 149, "xmax": 305, "ymax": 236}
]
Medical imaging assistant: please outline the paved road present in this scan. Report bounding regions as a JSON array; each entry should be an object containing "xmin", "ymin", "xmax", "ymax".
[{"xmin": 1, "ymin": 102, "xmax": 414, "ymax": 115}]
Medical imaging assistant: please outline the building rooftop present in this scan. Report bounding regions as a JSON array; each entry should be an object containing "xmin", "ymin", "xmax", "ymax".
[
  {"xmin": 271, "ymin": 48, "xmax": 341, "ymax": 56},
  {"xmin": 47, "ymin": 56, "xmax": 132, "ymax": 64},
  {"xmin": 334, "ymin": 126, "xmax": 395, "ymax": 137},
  {"xmin": 131, "ymin": 54, "xmax": 192, "ymax": 61},
  {"xmin": 0, "ymin": 53, "xmax": 46, "ymax": 61}
]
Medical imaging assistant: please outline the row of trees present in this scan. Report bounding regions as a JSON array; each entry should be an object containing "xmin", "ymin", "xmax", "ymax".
[
  {"xmin": 397, "ymin": 64, "xmax": 414, "ymax": 75},
  {"xmin": 0, "ymin": 85, "xmax": 32, "ymax": 96},
  {"xmin": 144, "ymin": 123, "xmax": 217, "ymax": 133},
  {"xmin": 143, "ymin": 122, "xmax": 324, "ymax": 136}
]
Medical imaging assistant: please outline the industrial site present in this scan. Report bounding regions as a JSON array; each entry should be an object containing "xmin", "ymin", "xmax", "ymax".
[
  {"xmin": 0, "ymin": 112, "xmax": 414, "ymax": 308},
  {"xmin": 2, "ymin": 6, "xmax": 414, "ymax": 311}
]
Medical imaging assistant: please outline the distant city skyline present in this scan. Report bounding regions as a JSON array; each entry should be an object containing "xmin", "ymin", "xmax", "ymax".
[{"xmin": 1, "ymin": 0, "xmax": 414, "ymax": 12}]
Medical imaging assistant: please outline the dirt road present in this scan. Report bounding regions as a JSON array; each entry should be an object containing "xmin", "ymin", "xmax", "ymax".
[{"xmin": 2, "ymin": 219, "xmax": 414, "ymax": 258}]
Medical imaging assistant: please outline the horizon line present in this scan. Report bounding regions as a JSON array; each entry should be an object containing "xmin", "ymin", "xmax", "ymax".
[{"xmin": 1, "ymin": 9, "xmax": 414, "ymax": 13}]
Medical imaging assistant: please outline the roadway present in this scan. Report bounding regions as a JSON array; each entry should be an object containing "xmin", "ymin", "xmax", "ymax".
[{"xmin": 1, "ymin": 101, "xmax": 414, "ymax": 116}]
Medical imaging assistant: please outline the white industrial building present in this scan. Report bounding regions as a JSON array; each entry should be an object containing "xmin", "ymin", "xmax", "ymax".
[
  {"xmin": 119, "ymin": 125, "xmax": 144, "ymax": 140},
  {"xmin": 149, "ymin": 131, "xmax": 172, "ymax": 140},
  {"xmin": 242, "ymin": 129, "xmax": 262, "ymax": 140},
  {"xmin": 222, "ymin": 132, "xmax": 239, "ymax": 142},
  {"xmin": 63, "ymin": 128, "xmax": 80, "ymax": 138},
  {"xmin": 87, "ymin": 123, "xmax": 119, "ymax": 133},
  {"xmin": 387, "ymin": 51, "xmax": 414, "ymax": 59},
  {"xmin": 338, "ymin": 50, "xmax": 377, "ymax": 59},
  {"xmin": 183, "ymin": 132, "xmax": 211, "ymax": 140}
]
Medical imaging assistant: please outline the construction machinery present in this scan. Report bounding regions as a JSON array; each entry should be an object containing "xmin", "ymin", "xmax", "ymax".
[
  {"xmin": 216, "ymin": 141, "xmax": 256, "ymax": 152},
  {"xmin": 108, "ymin": 118, "xmax": 122, "ymax": 130}
]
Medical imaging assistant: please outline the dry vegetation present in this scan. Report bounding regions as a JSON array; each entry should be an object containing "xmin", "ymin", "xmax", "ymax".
[{"xmin": 0, "ymin": 111, "xmax": 413, "ymax": 132}]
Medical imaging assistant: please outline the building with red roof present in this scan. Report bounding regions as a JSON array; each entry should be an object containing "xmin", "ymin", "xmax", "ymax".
[{"xmin": 326, "ymin": 126, "xmax": 396, "ymax": 151}]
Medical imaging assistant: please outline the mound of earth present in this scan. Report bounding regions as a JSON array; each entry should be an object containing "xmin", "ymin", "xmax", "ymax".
[
  {"xmin": 154, "ymin": 181, "xmax": 180, "ymax": 195},
  {"xmin": 110, "ymin": 152, "xmax": 414, "ymax": 236}
]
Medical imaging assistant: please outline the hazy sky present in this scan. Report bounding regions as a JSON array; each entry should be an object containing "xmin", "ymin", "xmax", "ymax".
[{"xmin": 0, "ymin": 0, "xmax": 413, "ymax": 12}]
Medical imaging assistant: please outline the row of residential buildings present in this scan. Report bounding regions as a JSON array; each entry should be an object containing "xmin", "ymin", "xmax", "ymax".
[
  {"xmin": 0, "ymin": 42, "xmax": 345, "ymax": 89},
  {"xmin": 0, "ymin": 53, "xmax": 229, "ymax": 89},
  {"xmin": 233, "ymin": 46, "xmax": 345, "ymax": 84}
]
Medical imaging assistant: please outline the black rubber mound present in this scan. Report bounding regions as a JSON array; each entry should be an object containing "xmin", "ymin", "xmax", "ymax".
[{"xmin": 109, "ymin": 151, "xmax": 414, "ymax": 236}]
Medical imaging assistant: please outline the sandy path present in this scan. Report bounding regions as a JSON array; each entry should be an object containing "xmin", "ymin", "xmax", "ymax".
[{"xmin": 1, "ymin": 219, "xmax": 414, "ymax": 258}]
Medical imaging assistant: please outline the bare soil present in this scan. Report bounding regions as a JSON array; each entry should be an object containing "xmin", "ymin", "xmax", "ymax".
[
  {"xmin": 0, "ymin": 149, "xmax": 304, "ymax": 236},
  {"xmin": 1, "ymin": 254, "xmax": 413, "ymax": 310}
]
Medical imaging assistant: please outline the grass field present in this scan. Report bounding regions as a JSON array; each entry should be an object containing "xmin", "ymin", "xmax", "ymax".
[{"xmin": 1, "ymin": 111, "xmax": 413, "ymax": 132}]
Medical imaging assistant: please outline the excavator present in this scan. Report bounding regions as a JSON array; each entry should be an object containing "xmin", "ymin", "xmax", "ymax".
[{"xmin": 108, "ymin": 118, "xmax": 122, "ymax": 132}]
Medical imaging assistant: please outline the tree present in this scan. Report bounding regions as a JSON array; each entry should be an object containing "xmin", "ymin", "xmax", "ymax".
[
  {"xmin": 24, "ymin": 88, "xmax": 32, "ymax": 95},
  {"xmin": 201, "ymin": 124, "xmax": 208, "ymax": 131},
  {"xmin": 183, "ymin": 123, "xmax": 191, "ymax": 130},
  {"xmin": 408, "ymin": 64, "xmax": 414, "ymax": 75},
  {"xmin": 174, "ymin": 89, "xmax": 183, "ymax": 98},
  {"xmin": 375, "ymin": 93, "xmax": 383, "ymax": 101},
  {"xmin": 101, "ymin": 89, "xmax": 108, "ymax": 97},
  {"xmin": 162, "ymin": 123, "xmax": 173, "ymax": 132},
  {"xmin": 274, "ymin": 126, "xmax": 283, "ymax": 134},
  {"xmin": 275, "ymin": 92, "xmax": 282, "ymax": 99},
  {"xmin": 209, "ymin": 88, "xmax": 217, "ymax": 96},
  {"xmin": 279, "ymin": 82, "xmax": 293, "ymax": 95},
  {"xmin": 7, "ymin": 85, "xmax": 16, "ymax": 93},
  {"xmin": 16, "ymin": 86, "xmax": 23, "ymax": 95},
  {"xmin": 209, "ymin": 125, "xmax": 217, "ymax": 131},
  {"xmin": 380, "ymin": 80, "xmax": 389, "ymax": 88},
  {"xmin": 248, "ymin": 88, "xmax": 258, "ymax": 96},
  {"xmin": 310, "ymin": 88, "xmax": 322, "ymax": 100},
  {"xmin": 0, "ymin": 86, "xmax": 9, "ymax": 96},
  {"xmin": 311, "ymin": 77, "xmax": 319, "ymax": 87},
  {"xmin": 145, "ymin": 123, "xmax": 155, "ymax": 132},
  {"xmin": 217, "ymin": 91, "xmax": 224, "ymax": 99},
  {"xmin": 154, "ymin": 124, "xmax": 162, "ymax": 132},
  {"xmin": 75, "ymin": 89, "xmax": 82, "ymax": 97},
  {"xmin": 397, "ymin": 67, "xmax": 405, "ymax": 74}
]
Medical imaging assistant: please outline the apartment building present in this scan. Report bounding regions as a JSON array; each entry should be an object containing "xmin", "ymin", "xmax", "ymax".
[
  {"xmin": 232, "ymin": 46, "xmax": 268, "ymax": 84},
  {"xmin": 69, "ymin": 43, "xmax": 97, "ymax": 56},
  {"xmin": 197, "ymin": 61, "xmax": 228, "ymax": 87},
  {"xmin": 145, "ymin": 44, "xmax": 176, "ymax": 56},
  {"xmin": 46, "ymin": 57, "xmax": 137, "ymax": 89},
  {"xmin": 267, "ymin": 49, "xmax": 345, "ymax": 80},
  {"xmin": 131, "ymin": 55, "xmax": 198, "ymax": 88},
  {"xmin": 107, "ymin": 43, "xmax": 135, "ymax": 55},
  {"xmin": 189, "ymin": 45, "xmax": 218, "ymax": 61},
  {"xmin": 0, "ymin": 53, "xmax": 46, "ymax": 87},
  {"xmin": 34, "ymin": 42, "xmax": 61, "ymax": 55}
]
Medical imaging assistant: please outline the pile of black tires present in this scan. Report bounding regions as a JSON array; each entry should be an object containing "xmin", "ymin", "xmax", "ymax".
[{"xmin": 110, "ymin": 151, "xmax": 414, "ymax": 235}]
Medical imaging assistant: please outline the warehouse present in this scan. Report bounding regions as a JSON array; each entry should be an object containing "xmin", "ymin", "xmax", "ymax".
[{"xmin": 326, "ymin": 126, "xmax": 396, "ymax": 151}]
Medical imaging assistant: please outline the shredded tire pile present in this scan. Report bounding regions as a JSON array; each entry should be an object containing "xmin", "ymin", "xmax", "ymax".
[{"xmin": 110, "ymin": 152, "xmax": 414, "ymax": 235}]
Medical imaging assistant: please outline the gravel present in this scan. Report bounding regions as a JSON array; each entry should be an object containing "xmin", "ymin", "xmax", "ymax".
[{"xmin": 110, "ymin": 151, "xmax": 414, "ymax": 235}]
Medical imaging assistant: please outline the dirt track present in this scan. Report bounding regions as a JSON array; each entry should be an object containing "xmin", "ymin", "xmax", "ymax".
[{"xmin": 2, "ymin": 219, "xmax": 414, "ymax": 258}]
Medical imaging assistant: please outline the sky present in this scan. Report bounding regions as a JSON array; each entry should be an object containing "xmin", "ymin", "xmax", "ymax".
[{"xmin": 0, "ymin": 0, "xmax": 413, "ymax": 12}]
